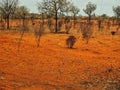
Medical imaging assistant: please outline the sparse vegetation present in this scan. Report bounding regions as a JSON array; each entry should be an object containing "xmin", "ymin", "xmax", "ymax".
[
  {"xmin": 0, "ymin": 0, "xmax": 120, "ymax": 90},
  {"xmin": 83, "ymin": 2, "xmax": 96, "ymax": 23},
  {"xmin": 0, "ymin": 0, "xmax": 18, "ymax": 29},
  {"xmin": 47, "ymin": 18, "xmax": 55, "ymax": 33},
  {"xmin": 81, "ymin": 23, "xmax": 93, "ymax": 44},
  {"xmin": 111, "ymin": 31, "xmax": 116, "ymax": 36},
  {"xmin": 65, "ymin": 20, "xmax": 72, "ymax": 34},
  {"xmin": 70, "ymin": 4, "xmax": 80, "ymax": 27},
  {"xmin": 38, "ymin": 0, "xmax": 72, "ymax": 33},
  {"xmin": 113, "ymin": 6, "xmax": 120, "ymax": 33},
  {"xmin": 34, "ymin": 22, "xmax": 44, "ymax": 47}
]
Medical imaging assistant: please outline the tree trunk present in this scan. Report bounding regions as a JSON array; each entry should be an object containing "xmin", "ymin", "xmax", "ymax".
[
  {"xmin": 74, "ymin": 14, "xmax": 76, "ymax": 28},
  {"xmin": 42, "ymin": 13, "xmax": 44, "ymax": 24},
  {"xmin": 23, "ymin": 18, "xmax": 25, "ymax": 27},
  {"xmin": 88, "ymin": 15, "xmax": 91, "ymax": 24},
  {"xmin": 7, "ymin": 15, "xmax": 10, "ymax": 29},
  {"xmin": 55, "ymin": 11, "xmax": 58, "ymax": 33}
]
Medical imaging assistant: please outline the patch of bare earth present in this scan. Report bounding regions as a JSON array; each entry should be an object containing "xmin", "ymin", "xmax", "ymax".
[{"xmin": 0, "ymin": 32, "xmax": 120, "ymax": 90}]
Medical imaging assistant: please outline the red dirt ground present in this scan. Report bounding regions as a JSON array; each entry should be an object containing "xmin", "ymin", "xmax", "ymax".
[{"xmin": 0, "ymin": 30, "xmax": 120, "ymax": 90}]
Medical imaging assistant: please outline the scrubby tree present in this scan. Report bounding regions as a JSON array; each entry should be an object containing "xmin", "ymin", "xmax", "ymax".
[
  {"xmin": 0, "ymin": 0, "xmax": 18, "ymax": 29},
  {"xmin": 113, "ymin": 6, "xmax": 120, "ymax": 32},
  {"xmin": 101, "ymin": 14, "xmax": 109, "ymax": 19},
  {"xmin": 83, "ymin": 2, "xmax": 96, "ymax": 23},
  {"xmin": 113, "ymin": 6, "xmax": 120, "ymax": 19},
  {"xmin": 34, "ymin": 22, "xmax": 44, "ymax": 47},
  {"xmin": 16, "ymin": 6, "xmax": 30, "ymax": 51},
  {"xmin": 15, "ymin": 6, "xmax": 29, "ymax": 27},
  {"xmin": 65, "ymin": 20, "xmax": 72, "ymax": 34},
  {"xmin": 0, "ymin": 12, "xmax": 6, "ymax": 30},
  {"xmin": 60, "ymin": 1, "xmax": 71, "ymax": 16},
  {"xmin": 38, "ymin": 0, "xmax": 71, "ymax": 33},
  {"xmin": 81, "ymin": 23, "xmax": 93, "ymax": 44},
  {"xmin": 0, "ymin": 10, "xmax": 2, "ymax": 19},
  {"xmin": 0, "ymin": 11, "xmax": 2, "ymax": 28},
  {"xmin": 70, "ymin": 4, "xmax": 80, "ymax": 27},
  {"xmin": 97, "ymin": 16, "xmax": 103, "ymax": 31}
]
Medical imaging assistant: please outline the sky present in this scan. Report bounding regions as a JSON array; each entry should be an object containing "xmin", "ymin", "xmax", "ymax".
[{"xmin": 19, "ymin": 0, "xmax": 120, "ymax": 16}]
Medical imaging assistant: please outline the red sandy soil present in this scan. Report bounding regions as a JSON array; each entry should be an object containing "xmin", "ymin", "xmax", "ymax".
[{"xmin": 0, "ymin": 30, "xmax": 120, "ymax": 90}]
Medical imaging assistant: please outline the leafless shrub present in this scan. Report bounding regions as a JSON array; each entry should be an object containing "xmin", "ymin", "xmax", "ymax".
[
  {"xmin": 34, "ymin": 22, "xmax": 44, "ymax": 47},
  {"xmin": 0, "ymin": 20, "xmax": 6, "ymax": 30},
  {"xmin": 65, "ymin": 22, "xmax": 72, "ymax": 34},
  {"xmin": 57, "ymin": 21, "xmax": 62, "ymax": 32},
  {"xmin": 47, "ymin": 19, "xmax": 54, "ymax": 32},
  {"xmin": 111, "ymin": 31, "xmax": 116, "ymax": 36},
  {"xmin": 18, "ymin": 23, "xmax": 29, "ymax": 51},
  {"xmin": 116, "ymin": 21, "xmax": 120, "ymax": 33},
  {"xmin": 97, "ymin": 19, "xmax": 102, "ymax": 31},
  {"xmin": 78, "ymin": 22, "xmax": 85, "ymax": 33},
  {"xmin": 81, "ymin": 23, "xmax": 93, "ymax": 44},
  {"xmin": 66, "ymin": 35, "xmax": 76, "ymax": 48},
  {"xmin": 106, "ymin": 20, "xmax": 111, "ymax": 30},
  {"xmin": 64, "ymin": 17, "xmax": 70, "ymax": 24}
]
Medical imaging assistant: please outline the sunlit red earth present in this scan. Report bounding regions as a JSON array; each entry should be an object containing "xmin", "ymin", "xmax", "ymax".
[{"xmin": 0, "ymin": 22, "xmax": 120, "ymax": 90}]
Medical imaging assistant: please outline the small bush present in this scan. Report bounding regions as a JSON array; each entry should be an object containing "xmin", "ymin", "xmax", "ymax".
[
  {"xmin": 66, "ymin": 36, "xmax": 76, "ymax": 48},
  {"xmin": 81, "ymin": 24, "xmax": 93, "ymax": 44},
  {"xmin": 111, "ymin": 31, "xmax": 116, "ymax": 36},
  {"xmin": 57, "ymin": 21, "xmax": 62, "ymax": 32},
  {"xmin": 34, "ymin": 22, "xmax": 44, "ymax": 47},
  {"xmin": 65, "ymin": 22, "xmax": 72, "ymax": 34},
  {"xmin": 47, "ymin": 19, "xmax": 54, "ymax": 32}
]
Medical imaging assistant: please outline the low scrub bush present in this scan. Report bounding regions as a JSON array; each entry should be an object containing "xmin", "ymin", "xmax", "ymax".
[
  {"xmin": 66, "ymin": 35, "xmax": 76, "ymax": 48},
  {"xmin": 81, "ymin": 24, "xmax": 93, "ymax": 44}
]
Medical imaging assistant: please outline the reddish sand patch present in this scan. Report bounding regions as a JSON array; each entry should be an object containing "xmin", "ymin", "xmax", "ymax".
[{"xmin": 0, "ymin": 31, "xmax": 120, "ymax": 90}]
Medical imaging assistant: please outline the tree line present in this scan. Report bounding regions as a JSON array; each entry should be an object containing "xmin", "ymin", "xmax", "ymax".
[{"xmin": 0, "ymin": 0, "xmax": 120, "ymax": 31}]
